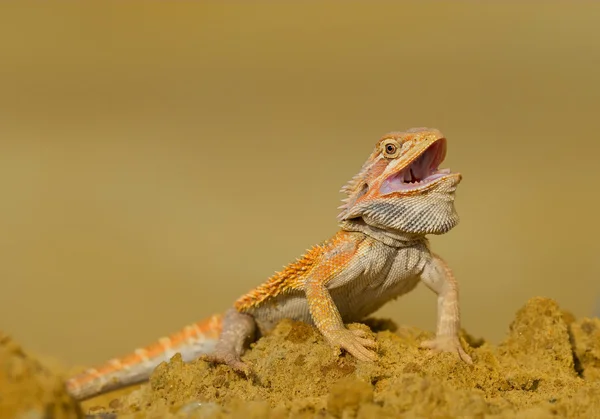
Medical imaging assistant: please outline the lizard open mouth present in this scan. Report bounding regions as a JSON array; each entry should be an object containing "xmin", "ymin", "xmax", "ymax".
[{"xmin": 380, "ymin": 139, "xmax": 452, "ymax": 194}]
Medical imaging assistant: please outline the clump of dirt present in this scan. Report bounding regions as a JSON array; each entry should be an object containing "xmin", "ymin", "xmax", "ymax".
[
  {"xmin": 570, "ymin": 316, "xmax": 600, "ymax": 381},
  {"xmin": 0, "ymin": 332, "xmax": 81, "ymax": 419}
]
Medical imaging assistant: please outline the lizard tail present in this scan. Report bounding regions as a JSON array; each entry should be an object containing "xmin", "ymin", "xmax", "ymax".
[{"xmin": 65, "ymin": 313, "xmax": 223, "ymax": 401}]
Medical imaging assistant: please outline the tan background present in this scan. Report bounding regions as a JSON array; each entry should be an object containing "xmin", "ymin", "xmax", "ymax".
[{"xmin": 1, "ymin": 2, "xmax": 599, "ymax": 367}]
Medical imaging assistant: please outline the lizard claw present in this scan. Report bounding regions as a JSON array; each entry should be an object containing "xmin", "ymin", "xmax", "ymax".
[
  {"xmin": 420, "ymin": 335, "xmax": 473, "ymax": 364},
  {"xmin": 326, "ymin": 328, "xmax": 378, "ymax": 362},
  {"xmin": 199, "ymin": 353, "xmax": 252, "ymax": 375}
]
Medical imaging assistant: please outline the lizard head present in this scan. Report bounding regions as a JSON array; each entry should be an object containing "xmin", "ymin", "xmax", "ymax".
[{"xmin": 338, "ymin": 128, "xmax": 461, "ymax": 236}]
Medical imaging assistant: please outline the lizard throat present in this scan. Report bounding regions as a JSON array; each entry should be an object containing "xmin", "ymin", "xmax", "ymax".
[{"xmin": 379, "ymin": 139, "xmax": 452, "ymax": 194}]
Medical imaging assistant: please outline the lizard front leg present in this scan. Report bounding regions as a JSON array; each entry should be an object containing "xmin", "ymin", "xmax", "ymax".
[
  {"xmin": 305, "ymin": 279, "xmax": 378, "ymax": 361},
  {"xmin": 419, "ymin": 253, "xmax": 472, "ymax": 364}
]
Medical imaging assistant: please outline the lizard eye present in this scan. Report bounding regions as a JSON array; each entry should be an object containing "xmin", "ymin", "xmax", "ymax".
[{"xmin": 382, "ymin": 140, "xmax": 401, "ymax": 158}]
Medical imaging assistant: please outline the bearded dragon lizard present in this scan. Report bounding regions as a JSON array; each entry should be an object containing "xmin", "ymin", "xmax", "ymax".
[{"xmin": 65, "ymin": 128, "xmax": 472, "ymax": 401}]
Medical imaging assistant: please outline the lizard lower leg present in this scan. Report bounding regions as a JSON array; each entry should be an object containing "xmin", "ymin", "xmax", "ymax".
[
  {"xmin": 201, "ymin": 308, "xmax": 256, "ymax": 372},
  {"xmin": 420, "ymin": 254, "xmax": 472, "ymax": 364},
  {"xmin": 305, "ymin": 279, "xmax": 378, "ymax": 361}
]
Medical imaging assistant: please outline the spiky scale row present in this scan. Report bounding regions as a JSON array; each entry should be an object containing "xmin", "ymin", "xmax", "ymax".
[{"xmin": 233, "ymin": 231, "xmax": 358, "ymax": 311}]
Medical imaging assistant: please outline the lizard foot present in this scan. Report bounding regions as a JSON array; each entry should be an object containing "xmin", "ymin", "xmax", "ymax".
[
  {"xmin": 199, "ymin": 353, "xmax": 251, "ymax": 375},
  {"xmin": 200, "ymin": 307, "xmax": 256, "ymax": 375},
  {"xmin": 326, "ymin": 328, "xmax": 378, "ymax": 362},
  {"xmin": 420, "ymin": 335, "xmax": 473, "ymax": 364}
]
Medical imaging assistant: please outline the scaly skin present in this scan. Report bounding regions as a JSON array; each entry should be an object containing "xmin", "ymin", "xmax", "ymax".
[{"xmin": 65, "ymin": 128, "xmax": 472, "ymax": 401}]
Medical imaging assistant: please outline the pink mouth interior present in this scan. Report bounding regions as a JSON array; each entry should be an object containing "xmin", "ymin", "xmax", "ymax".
[{"xmin": 380, "ymin": 139, "xmax": 450, "ymax": 193}]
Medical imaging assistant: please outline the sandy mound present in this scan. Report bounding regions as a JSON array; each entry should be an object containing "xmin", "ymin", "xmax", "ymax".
[
  {"xmin": 81, "ymin": 297, "xmax": 600, "ymax": 418},
  {"xmin": 3, "ymin": 297, "xmax": 600, "ymax": 418},
  {"xmin": 0, "ymin": 333, "xmax": 80, "ymax": 419}
]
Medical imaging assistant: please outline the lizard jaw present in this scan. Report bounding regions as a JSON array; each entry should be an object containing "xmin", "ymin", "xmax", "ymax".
[{"xmin": 379, "ymin": 139, "xmax": 455, "ymax": 194}]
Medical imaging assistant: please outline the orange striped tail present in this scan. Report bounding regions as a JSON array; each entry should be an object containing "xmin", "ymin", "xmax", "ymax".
[{"xmin": 65, "ymin": 313, "xmax": 223, "ymax": 401}]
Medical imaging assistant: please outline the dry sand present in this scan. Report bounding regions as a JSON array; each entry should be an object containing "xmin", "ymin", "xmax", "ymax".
[
  {"xmin": 0, "ymin": 333, "xmax": 80, "ymax": 419},
  {"xmin": 2, "ymin": 297, "xmax": 599, "ymax": 418}
]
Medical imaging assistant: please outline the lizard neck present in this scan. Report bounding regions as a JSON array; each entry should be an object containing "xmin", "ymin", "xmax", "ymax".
[{"xmin": 338, "ymin": 219, "xmax": 426, "ymax": 248}]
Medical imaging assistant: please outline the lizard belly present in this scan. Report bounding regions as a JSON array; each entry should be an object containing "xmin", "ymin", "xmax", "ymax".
[
  {"xmin": 333, "ymin": 274, "xmax": 421, "ymax": 323},
  {"xmin": 251, "ymin": 290, "xmax": 313, "ymax": 334},
  {"xmin": 331, "ymin": 241, "xmax": 428, "ymax": 323}
]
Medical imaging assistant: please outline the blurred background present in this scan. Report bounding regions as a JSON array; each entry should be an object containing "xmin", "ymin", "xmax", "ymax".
[{"xmin": 1, "ymin": 2, "xmax": 599, "ymax": 367}]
